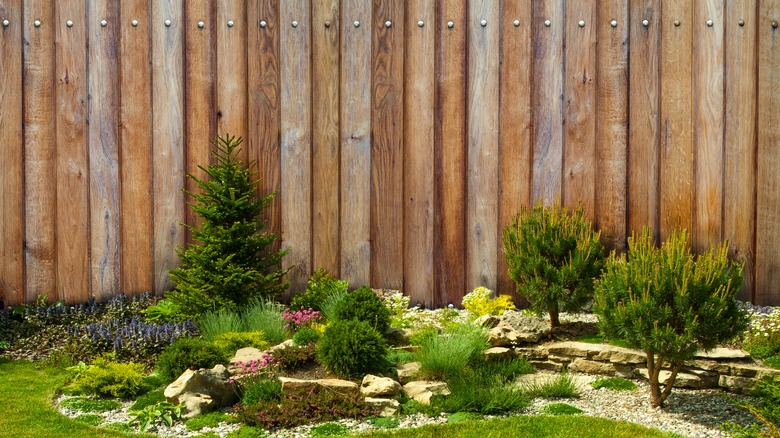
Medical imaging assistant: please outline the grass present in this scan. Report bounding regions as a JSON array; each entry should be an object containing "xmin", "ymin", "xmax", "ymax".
[
  {"xmin": 591, "ymin": 377, "xmax": 638, "ymax": 392},
  {"xmin": 319, "ymin": 289, "xmax": 349, "ymax": 322},
  {"xmin": 129, "ymin": 388, "xmax": 166, "ymax": 410},
  {"xmin": 311, "ymin": 422, "xmax": 350, "ymax": 436},
  {"xmin": 186, "ymin": 411, "xmax": 233, "ymax": 431},
  {"xmin": 540, "ymin": 403, "xmax": 584, "ymax": 415},
  {"xmin": 242, "ymin": 298, "xmax": 289, "ymax": 344},
  {"xmin": 386, "ymin": 348, "xmax": 415, "ymax": 366},
  {"xmin": 763, "ymin": 356, "xmax": 780, "ymax": 369},
  {"xmin": 575, "ymin": 334, "xmax": 634, "ymax": 349},
  {"xmin": 368, "ymin": 416, "xmax": 400, "ymax": 429},
  {"xmin": 433, "ymin": 358, "xmax": 533, "ymax": 414},
  {"xmin": 60, "ymin": 397, "xmax": 122, "ymax": 413},
  {"xmin": 415, "ymin": 323, "xmax": 489, "ymax": 380},
  {"xmin": 74, "ymin": 414, "xmax": 104, "ymax": 426},
  {"xmin": 522, "ymin": 373, "xmax": 581, "ymax": 399},
  {"xmin": 198, "ymin": 310, "xmax": 245, "ymax": 340}
]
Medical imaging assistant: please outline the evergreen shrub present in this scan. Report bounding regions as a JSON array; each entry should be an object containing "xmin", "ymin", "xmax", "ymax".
[
  {"xmin": 316, "ymin": 319, "xmax": 388, "ymax": 377},
  {"xmin": 156, "ymin": 337, "xmax": 227, "ymax": 382},
  {"xmin": 332, "ymin": 286, "xmax": 391, "ymax": 335}
]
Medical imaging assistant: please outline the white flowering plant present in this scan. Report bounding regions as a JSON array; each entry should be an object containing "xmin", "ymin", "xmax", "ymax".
[{"xmin": 743, "ymin": 308, "xmax": 780, "ymax": 359}]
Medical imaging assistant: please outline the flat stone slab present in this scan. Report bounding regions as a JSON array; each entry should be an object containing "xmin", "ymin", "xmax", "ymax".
[
  {"xmin": 694, "ymin": 348, "xmax": 751, "ymax": 360},
  {"xmin": 279, "ymin": 377, "xmax": 359, "ymax": 396},
  {"xmin": 403, "ymin": 381, "xmax": 450, "ymax": 404},
  {"xmin": 633, "ymin": 369, "xmax": 707, "ymax": 389}
]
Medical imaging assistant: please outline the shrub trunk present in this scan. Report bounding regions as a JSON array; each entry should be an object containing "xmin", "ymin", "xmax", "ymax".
[{"xmin": 646, "ymin": 351, "xmax": 683, "ymax": 408}]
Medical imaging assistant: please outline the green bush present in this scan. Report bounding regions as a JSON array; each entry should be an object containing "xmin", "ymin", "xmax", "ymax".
[
  {"xmin": 290, "ymin": 268, "xmax": 349, "ymax": 313},
  {"xmin": 186, "ymin": 411, "xmax": 232, "ymax": 431},
  {"xmin": 130, "ymin": 389, "xmax": 166, "ymax": 411},
  {"xmin": 594, "ymin": 228, "xmax": 748, "ymax": 407},
  {"xmin": 415, "ymin": 324, "xmax": 488, "ymax": 380},
  {"xmin": 591, "ymin": 377, "xmax": 637, "ymax": 392},
  {"xmin": 198, "ymin": 310, "xmax": 245, "ymax": 341},
  {"xmin": 156, "ymin": 337, "xmax": 227, "ymax": 382},
  {"xmin": 142, "ymin": 299, "xmax": 183, "ymax": 323},
  {"xmin": 226, "ymin": 427, "xmax": 266, "ymax": 438},
  {"xmin": 211, "ymin": 331, "xmax": 268, "ymax": 357},
  {"xmin": 64, "ymin": 358, "xmax": 147, "ymax": 399},
  {"xmin": 522, "ymin": 373, "xmax": 580, "ymax": 399},
  {"xmin": 724, "ymin": 376, "xmax": 780, "ymax": 437},
  {"xmin": 167, "ymin": 135, "xmax": 288, "ymax": 319},
  {"xmin": 268, "ymin": 343, "xmax": 317, "ymax": 371},
  {"xmin": 540, "ymin": 403, "xmax": 583, "ymax": 415},
  {"xmin": 292, "ymin": 327, "xmax": 320, "ymax": 346},
  {"xmin": 369, "ymin": 416, "xmax": 400, "ymax": 429},
  {"xmin": 764, "ymin": 356, "xmax": 780, "ymax": 370},
  {"xmin": 503, "ymin": 204, "xmax": 606, "ymax": 327},
  {"xmin": 242, "ymin": 298, "xmax": 289, "ymax": 345},
  {"xmin": 332, "ymin": 286, "xmax": 391, "ymax": 335},
  {"xmin": 316, "ymin": 319, "xmax": 388, "ymax": 378}
]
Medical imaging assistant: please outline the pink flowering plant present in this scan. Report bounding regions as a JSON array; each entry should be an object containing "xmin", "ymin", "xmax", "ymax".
[
  {"xmin": 230, "ymin": 352, "xmax": 279, "ymax": 384},
  {"xmin": 282, "ymin": 307, "xmax": 323, "ymax": 332},
  {"xmin": 231, "ymin": 352, "xmax": 283, "ymax": 404}
]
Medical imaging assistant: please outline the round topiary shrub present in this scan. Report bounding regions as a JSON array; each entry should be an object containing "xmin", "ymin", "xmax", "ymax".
[
  {"xmin": 332, "ymin": 286, "xmax": 391, "ymax": 335},
  {"xmin": 156, "ymin": 337, "xmax": 227, "ymax": 382},
  {"xmin": 316, "ymin": 319, "xmax": 388, "ymax": 377}
]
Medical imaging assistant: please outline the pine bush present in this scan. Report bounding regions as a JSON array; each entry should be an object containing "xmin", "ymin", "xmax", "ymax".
[
  {"xmin": 332, "ymin": 286, "xmax": 391, "ymax": 335},
  {"xmin": 316, "ymin": 319, "xmax": 388, "ymax": 377}
]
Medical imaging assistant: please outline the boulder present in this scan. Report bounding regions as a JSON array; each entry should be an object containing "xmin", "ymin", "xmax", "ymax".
[
  {"xmin": 318, "ymin": 379, "xmax": 361, "ymax": 396},
  {"xmin": 395, "ymin": 362, "xmax": 421, "ymax": 385},
  {"xmin": 728, "ymin": 363, "xmax": 780, "ymax": 379},
  {"xmin": 279, "ymin": 377, "xmax": 360, "ymax": 397},
  {"xmin": 361, "ymin": 375, "xmax": 402, "ymax": 397},
  {"xmin": 633, "ymin": 368, "xmax": 705, "ymax": 389},
  {"xmin": 386, "ymin": 328, "xmax": 411, "ymax": 346},
  {"xmin": 568, "ymin": 358, "xmax": 619, "ymax": 376},
  {"xmin": 230, "ymin": 347, "xmax": 267, "ymax": 367},
  {"xmin": 268, "ymin": 339, "xmax": 295, "ymax": 353},
  {"xmin": 403, "ymin": 381, "xmax": 450, "ymax": 404},
  {"xmin": 164, "ymin": 365, "xmax": 237, "ymax": 408},
  {"xmin": 719, "ymin": 375, "xmax": 756, "ymax": 394},
  {"xmin": 544, "ymin": 342, "xmax": 590, "ymax": 358},
  {"xmin": 473, "ymin": 314, "xmax": 501, "ymax": 329},
  {"xmin": 178, "ymin": 393, "xmax": 215, "ymax": 419},
  {"xmin": 484, "ymin": 347, "xmax": 514, "ymax": 361},
  {"xmin": 279, "ymin": 377, "xmax": 319, "ymax": 393},
  {"xmin": 364, "ymin": 397, "xmax": 400, "ymax": 416},
  {"xmin": 514, "ymin": 347, "xmax": 549, "ymax": 360}
]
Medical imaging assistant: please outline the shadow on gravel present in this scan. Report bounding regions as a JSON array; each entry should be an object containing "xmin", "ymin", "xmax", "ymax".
[{"xmin": 663, "ymin": 390, "xmax": 757, "ymax": 429}]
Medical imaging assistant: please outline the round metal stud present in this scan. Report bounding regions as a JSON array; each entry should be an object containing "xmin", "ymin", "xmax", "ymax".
[
  {"xmin": 131, "ymin": 19, "xmax": 138, "ymax": 27},
  {"xmin": 353, "ymin": 21, "xmax": 360, "ymax": 28},
  {"xmin": 198, "ymin": 21, "xmax": 204, "ymax": 29},
  {"xmin": 227, "ymin": 20, "xmax": 234, "ymax": 28},
  {"xmin": 34, "ymin": 19, "xmax": 41, "ymax": 28},
  {"xmin": 2, "ymin": 19, "xmax": 9, "ymax": 28},
  {"xmin": 773, "ymin": 20, "xmax": 779, "ymax": 29},
  {"xmin": 480, "ymin": 19, "xmax": 487, "ymax": 27},
  {"xmin": 738, "ymin": 19, "xmax": 745, "ymax": 27},
  {"xmin": 417, "ymin": 20, "xmax": 424, "ymax": 28},
  {"xmin": 610, "ymin": 20, "xmax": 618, "ymax": 27},
  {"xmin": 706, "ymin": 19, "xmax": 713, "ymax": 27},
  {"xmin": 101, "ymin": 20, "xmax": 107, "ymax": 27},
  {"xmin": 674, "ymin": 19, "xmax": 681, "ymax": 27},
  {"xmin": 260, "ymin": 20, "xmax": 267, "ymax": 28},
  {"xmin": 513, "ymin": 20, "xmax": 520, "ymax": 27},
  {"xmin": 578, "ymin": 20, "xmax": 585, "ymax": 28},
  {"xmin": 544, "ymin": 19, "xmax": 551, "ymax": 27},
  {"xmin": 642, "ymin": 19, "xmax": 649, "ymax": 27},
  {"xmin": 385, "ymin": 20, "xmax": 392, "ymax": 28},
  {"xmin": 292, "ymin": 20, "xmax": 298, "ymax": 28},
  {"xmin": 66, "ymin": 20, "xmax": 73, "ymax": 28},
  {"xmin": 164, "ymin": 19, "xmax": 171, "ymax": 27},
  {"xmin": 447, "ymin": 21, "xmax": 454, "ymax": 29},
  {"xmin": 325, "ymin": 21, "xmax": 331, "ymax": 28}
]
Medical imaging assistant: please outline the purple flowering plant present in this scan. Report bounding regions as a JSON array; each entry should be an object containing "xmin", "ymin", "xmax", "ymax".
[{"xmin": 282, "ymin": 307, "xmax": 322, "ymax": 331}]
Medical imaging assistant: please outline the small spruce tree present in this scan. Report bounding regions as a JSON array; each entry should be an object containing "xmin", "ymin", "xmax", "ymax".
[
  {"xmin": 593, "ymin": 228, "xmax": 748, "ymax": 407},
  {"xmin": 167, "ymin": 135, "xmax": 288, "ymax": 319}
]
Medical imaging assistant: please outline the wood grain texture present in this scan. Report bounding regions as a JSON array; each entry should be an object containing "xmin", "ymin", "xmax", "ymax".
[
  {"xmin": 23, "ymin": 0, "xmax": 56, "ymax": 302},
  {"xmin": 404, "ymin": 0, "xmax": 434, "ymax": 306},
  {"xmin": 435, "ymin": 0, "xmax": 467, "ymax": 306},
  {"xmin": 217, "ymin": 0, "xmax": 247, "ymax": 157},
  {"xmin": 467, "ymin": 0, "xmax": 500, "ymax": 291},
  {"xmin": 533, "ymin": 0, "xmax": 564, "ymax": 206},
  {"xmin": 659, "ymin": 0, "xmax": 694, "ymax": 239},
  {"xmin": 724, "ymin": 0, "xmax": 757, "ymax": 301},
  {"xmin": 756, "ymin": 0, "xmax": 780, "ymax": 305},
  {"xmin": 563, "ymin": 0, "xmax": 596, "ymax": 217},
  {"xmin": 371, "ymin": 0, "xmax": 404, "ymax": 290},
  {"xmin": 498, "ymin": 0, "xmax": 533, "ymax": 301},
  {"xmin": 312, "ymin": 0, "xmax": 340, "ymax": 276},
  {"xmin": 693, "ymin": 0, "xmax": 725, "ymax": 252},
  {"xmin": 340, "ymin": 0, "xmax": 371, "ymax": 288},
  {"xmin": 184, "ymin": 0, "xmax": 216, "ymax": 240},
  {"xmin": 628, "ymin": 0, "xmax": 660, "ymax": 241},
  {"xmin": 280, "ymin": 0, "xmax": 312, "ymax": 294},
  {"xmin": 55, "ymin": 0, "xmax": 89, "ymax": 303},
  {"xmin": 88, "ymin": 0, "xmax": 120, "ymax": 300},
  {"xmin": 596, "ymin": 0, "xmax": 629, "ymax": 251},
  {"xmin": 0, "ymin": 0, "xmax": 24, "ymax": 306},
  {"xmin": 248, "ymin": 0, "xmax": 281, "ymax": 254},
  {"xmin": 151, "ymin": 0, "xmax": 185, "ymax": 293},
  {"xmin": 119, "ymin": 0, "xmax": 153, "ymax": 295}
]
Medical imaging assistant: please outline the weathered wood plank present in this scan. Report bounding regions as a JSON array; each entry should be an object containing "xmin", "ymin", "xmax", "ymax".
[
  {"xmin": 563, "ymin": 0, "xmax": 596, "ymax": 217},
  {"xmin": 119, "ymin": 0, "xmax": 153, "ymax": 295},
  {"xmin": 280, "ymin": 0, "xmax": 312, "ymax": 294},
  {"xmin": 533, "ymin": 0, "xmax": 564, "ymax": 206},
  {"xmin": 312, "ymin": 0, "xmax": 340, "ymax": 276},
  {"xmin": 596, "ymin": 0, "xmax": 629, "ymax": 251},
  {"xmin": 55, "ymin": 0, "xmax": 89, "ymax": 303},
  {"xmin": 659, "ymin": 0, "xmax": 694, "ymax": 239},
  {"xmin": 217, "ymin": 0, "xmax": 247, "ymax": 160},
  {"xmin": 0, "ymin": 0, "xmax": 24, "ymax": 306},
  {"xmin": 498, "ymin": 0, "xmax": 533, "ymax": 302},
  {"xmin": 88, "ymin": 0, "xmax": 120, "ymax": 300},
  {"xmin": 151, "ymin": 0, "xmax": 185, "ymax": 293},
  {"xmin": 404, "ymin": 0, "xmax": 434, "ymax": 306},
  {"xmin": 693, "ymin": 0, "xmax": 725, "ymax": 252},
  {"xmin": 628, "ymin": 0, "xmax": 660, "ymax": 242},
  {"xmin": 371, "ymin": 0, "xmax": 404, "ymax": 290},
  {"xmin": 724, "ymin": 0, "xmax": 757, "ymax": 301},
  {"xmin": 248, "ymin": 0, "xmax": 281, "ymax": 255},
  {"xmin": 756, "ymin": 0, "xmax": 780, "ymax": 306},
  {"xmin": 340, "ymin": 0, "xmax": 371, "ymax": 289},
  {"xmin": 435, "ymin": 0, "xmax": 467, "ymax": 306}
]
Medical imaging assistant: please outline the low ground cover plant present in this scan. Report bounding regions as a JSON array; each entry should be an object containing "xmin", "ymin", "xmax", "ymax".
[
  {"xmin": 60, "ymin": 397, "xmax": 122, "ymax": 413},
  {"xmin": 743, "ymin": 307, "xmax": 780, "ymax": 361},
  {"xmin": 211, "ymin": 331, "xmax": 268, "ymax": 357},
  {"xmin": 461, "ymin": 286, "xmax": 516, "ymax": 317},
  {"xmin": 186, "ymin": 411, "xmax": 233, "ymax": 431},
  {"xmin": 591, "ymin": 377, "xmax": 638, "ymax": 392},
  {"xmin": 64, "ymin": 358, "xmax": 149, "ymax": 399},
  {"xmin": 128, "ymin": 401, "xmax": 185, "ymax": 432},
  {"xmin": 540, "ymin": 403, "xmax": 584, "ymax": 415}
]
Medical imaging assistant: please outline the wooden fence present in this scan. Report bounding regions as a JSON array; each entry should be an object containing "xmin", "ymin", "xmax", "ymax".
[{"xmin": 0, "ymin": 0, "xmax": 778, "ymax": 307}]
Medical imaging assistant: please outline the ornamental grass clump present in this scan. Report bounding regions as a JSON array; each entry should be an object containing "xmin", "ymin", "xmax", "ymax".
[
  {"xmin": 415, "ymin": 323, "xmax": 489, "ymax": 381},
  {"xmin": 503, "ymin": 203, "xmax": 606, "ymax": 328},
  {"xmin": 289, "ymin": 268, "xmax": 348, "ymax": 313},
  {"xmin": 594, "ymin": 228, "xmax": 748, "ymax": 407}
]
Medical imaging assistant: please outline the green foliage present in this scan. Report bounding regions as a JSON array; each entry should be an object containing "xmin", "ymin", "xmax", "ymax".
[
  {"xmin": 316, "ymin": 319, "xmax": 388, "ymax": 377},
  {"xmin": 64, "ymin": 358, "xmax": 148, "ymax": 399},
  {"xmin": 332, "ymin": 286, "xmax": 391, "ymax": 335},
  {"xmin": 593, "ymin": 228, "xmax": 749, "ymax": 407},
  {"xmin": 461, "ymin": 287, "xmax": 516, "ymax": 317},
  {"xmin": 743, "ymin": 309, "xmax": 780, "ymax": 359},
  {"xmin": 60, "ymin": 397, "xmax": 121, "ymax": 413},
  {"xmin": 211, "ymin": 331, "xmax": 268, "ymax": 357},
  {"xmin": 74, "ymin": 414, "xmax": 103, "ymax": 426},
  {"xmin": 540, "ymin": 403, "xmax": 583, "ymax": 415},
  {"xmin": 591, "ymin": 377, "xmax": 638, "ymax": 392},
  {"xmin": 128, "ymin": 401, "xmax": 185, "ymax": 432},
  {"xmin": 240, "ymin": 376, "xmax": 282, "ymax": 405},
  {"xmin": 167, "ymin": 135, "xmax": 288, "ymax": 319},
  {"xmin": 186, "ymin": 411, "xmax": 232, "ymax": 431},
  {"xmin": 227, "ymin": 426, "xmax": 267, "ymax": 438},
  {"xmin": 130, "ymin": 389, "xmax": 166, "ymax": 411},
  {"xmin": 447, "ymin": 412, "xmax": 483, "ymax": 424},
  {"xmin": 242, "ymin": 298, "xmax": 289, "ymax": 345},
  {"xmin": 724, "ymin": 376, "xmax": 780, "ymax": 438},
  {"xmin": 311, "ymin": 422, "xmax": 350, "ymax": 436},
  {"xmin": 503, "ymin": 203, "xmax": 606, "ymax": 327},
  {"xmin": 292, "ymin": 327, "xmax": 320, "ymax": 346},
  {"xmin": 415, "ymin": 323, "xmax": 488, "ymax": 380},
  {"xmin": 408, "ymin": 326, "xmax": 439, "ymax": 346},
  {"xmin": 104, "ymin": 421, "xmax": 133, "ymax": 433},
  {"xmin": 522, "ymin": 373, "xmax": 581, "ymax": 399},
  {"xmin": 764, "ymin": 356, "xmax": 780, "ymax": 370},
  {"xmin": 268, "ymin": 343, "xmax": 317, "ymax": 371},
  {"xmin": 198, "ymin": 311, "xmax": 246, "ymax": 341},
  {"xmin": 290, "ymin": 268, "xmax": 349, "ymax": 313},
  {"xmin": 319, "ymin": 288, "xmax": 349, "ymax": 323},
  {"xmin": 142, "ymin": 300, "xmax": 182, "ymax": 323},
  {"xmin": 156, "ymin": 337, "xmax": 227, "ymax": 383},
  {"xmin": 369, "ymin": 416, "xmax": 400, "ymax": 429},
  {"xmin": 386, "ymin": 348, "xmax": 415, "ymax": 366}
]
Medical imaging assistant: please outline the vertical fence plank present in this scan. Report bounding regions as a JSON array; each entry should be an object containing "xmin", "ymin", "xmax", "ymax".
[
  {"xmin": 184, "ymin": 0, "xmax": 216, "ymax": 240},
  {"xmin": 280, "ymin": 0, "xmax": 311, "ymax": 294},
  {"xmin": 724, "ymin": 0, "xmax": 757, "ymax": 301},
  {"xmin": 119, "ymin": 0, "xmax": 153, "ymax": 295},
  {"xmin": 217, "ymin": 0, "xmax": 247, "ymax": 152},
  {"xmin": 340, "ymin": 0, "xmax": 371, "ymax": 288},
  {"xmin": 0, "ymin": 0, "xmax": 24, "ymax": 306},
  {"xmin": 756, "ymin": 0, "xmax": 780, "ymax": 305},
  {"xmin": 597, "ymin": 0, "xmax": 629, "ymax": 251},
  {"xmin": 498, "ymin": 0, "xmax": 533, "ymax": 300},
  {"xmin": 371, "ymin": 0, "xmax": 404, "ymax": 290},
  {"xmin": 533, "ymin": 0, "xmax": 564, "ymax": 206},
  {"xmin": 660, "ymin": 0, "xmax": 694, "ymax": 239},
  {"xmin": 404, "ymin": 0, "xmax": 434, "ymax": 305},
  {"xmin": 563, "ymin": 0, "xmax": 596, "ymax": 217},
  {"xmin": 628, "ymin": 0, "xmax": 660, "ymax": 241},
  {"xmin": 693, "ymin": 0, "xmax": 725, "ymax": 252},
  {"xmin": 312, "ymin": 0, "xmax": 340, "ymax": 276},
  {"xmin": 88, "ymin": 0, "xmax": 120, "ymax": 300},
  {"xmin": 248, "ymin": 0, "xmax": 281, "ymax": 255},
  {"xmin": 435, "ymin": 0, "xmax": 467, "ymax": 305},
  {"xmin": 467, "ymin": 0, "xmax": 499, "ymax": 291},
  {"xmin": 151, "ymin": 0, "xmax": 185, "ymax": 293},
  {"xmin": 55, "ymin": 0, "xmax": 89, "ymax": 303}
]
